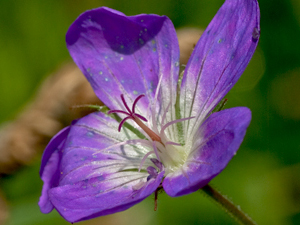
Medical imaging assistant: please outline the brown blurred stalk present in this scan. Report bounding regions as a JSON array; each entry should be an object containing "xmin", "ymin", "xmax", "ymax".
[{"xmin": 0, "ymin": 64, "xmax": 101, "ymax": 174}]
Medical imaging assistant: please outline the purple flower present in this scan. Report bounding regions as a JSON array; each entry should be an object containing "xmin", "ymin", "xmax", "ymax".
[{"xmin": 39, "ymin": 0, "xmax": 260, "ymax": 222}]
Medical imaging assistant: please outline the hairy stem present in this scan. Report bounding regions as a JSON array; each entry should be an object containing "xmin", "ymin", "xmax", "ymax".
[{"xmin": 201, "ymin": 184, "xmax": 256, "ymax": 225}]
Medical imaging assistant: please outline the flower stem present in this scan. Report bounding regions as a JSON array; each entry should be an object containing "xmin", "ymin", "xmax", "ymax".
[{"xmin": 201, "ymin": 184, "xmax": 256, "ymax": 225}]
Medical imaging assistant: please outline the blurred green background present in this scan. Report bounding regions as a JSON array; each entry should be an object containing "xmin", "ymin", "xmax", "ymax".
[{"xmin": 0, "ymin": 0, "xmax": 300, "ymax": 224}]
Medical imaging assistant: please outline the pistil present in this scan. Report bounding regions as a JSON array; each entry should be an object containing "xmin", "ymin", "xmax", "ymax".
[
  {"xmin": 108, "ymin": 94, "xmax": 163, "ymax": 144},
  {"xmin": 108, "ymin": 94, "xmax": 195, "ymax": 174},
  {"xmin": 132, "ymin": 115, "xmax": 162, "ymax": 143}
]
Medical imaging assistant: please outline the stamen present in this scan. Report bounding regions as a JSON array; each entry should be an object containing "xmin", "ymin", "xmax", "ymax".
[
  {"xmin": 147, "ymin": 166, "xmax": 158, "ymax": 181},
  {"xmin": 152, "ymin": 141, "xmax": 160, "ymax": 160},
  {"xmin": 150, "ymin": 103, "xmax": 158, "ymax": 135},
  {"xmin": 160, "ymin": 116, "xmax": 195, "ymax": 136},
  {"xmin": 147, "ymin": 166, "xmax": 158, "ymax": 176},
  {"xmin": 161, "ymin": 101, "xmax": 171, "ymax": 126},
  {"xmin": 151, "ymin": 73, "xmax": 164, "ymax": 135},
  {"xmin": 150, "ymin": 158, "xmax": 163, "ymax": 171},
  {"xmin": 138, "ymin": 151, "xmax": 156, "ymax": 172}
]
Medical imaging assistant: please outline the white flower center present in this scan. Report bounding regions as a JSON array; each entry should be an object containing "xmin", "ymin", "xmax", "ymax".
[{"xmin": 108, "ymin": 94, "xmax": 194, "ymax": 175}]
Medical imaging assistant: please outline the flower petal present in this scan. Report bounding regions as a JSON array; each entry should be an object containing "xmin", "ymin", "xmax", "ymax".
[
  {"xmin": 180, "ymin": 0, "xmax": 260, "ymax": 139},
  {"xmin": 39, "ymin": 126, "xmax": 70, "ymax": 213},
  {"xmin": 59, "ymin": 112, "xmax": 153, "ymax": 185},
  {"xmin": 162, "ymin": 107, "xmax": 251, "ymax": 197},
  {"xmin": 66, "ymin": 7, "xmax": 179, "ymax": 121},
  {"xmin": 40, "ymin": 111, "xmax": 163, "ymax": 222},
  {"xmin": 49, "ymin": 170, "xmax": 163, "ymax": 222}
]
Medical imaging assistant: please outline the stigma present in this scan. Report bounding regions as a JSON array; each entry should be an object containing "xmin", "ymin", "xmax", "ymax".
[{"xmin": 108, "ymin": 94, "xmax": 162, "ymax": 144}]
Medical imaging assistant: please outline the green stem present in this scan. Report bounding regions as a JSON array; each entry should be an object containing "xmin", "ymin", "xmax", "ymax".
[{"xmin": 201, "ymin": 184, "xmax": 256, "ymax": 225}]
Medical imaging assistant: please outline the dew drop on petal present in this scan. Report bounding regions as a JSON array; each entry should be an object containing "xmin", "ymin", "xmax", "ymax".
[
  {"xmin": 139, "ymin": 38, "xmax": 144, "ymax": 45},
  {"xmin": 87, "ymin": 131, "xmax": 94, "ymax": 137},
  {"xmin": 97, "ymin": 176, "xmax": 104, "ymax": 181},
  {"xmin": 96, "ymin": 190, "xmax": 103, "ymax": 198}
]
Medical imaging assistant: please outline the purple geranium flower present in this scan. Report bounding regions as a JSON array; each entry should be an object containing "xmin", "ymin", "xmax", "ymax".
[{"xmin": 39, "ymin": 0, "xmax": 260, "ymax": 222}]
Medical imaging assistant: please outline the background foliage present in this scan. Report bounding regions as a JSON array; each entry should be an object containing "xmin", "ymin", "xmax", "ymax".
[{"xmin": 0, "ymin": 0, "xmax": 299, "ymax": 224}]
